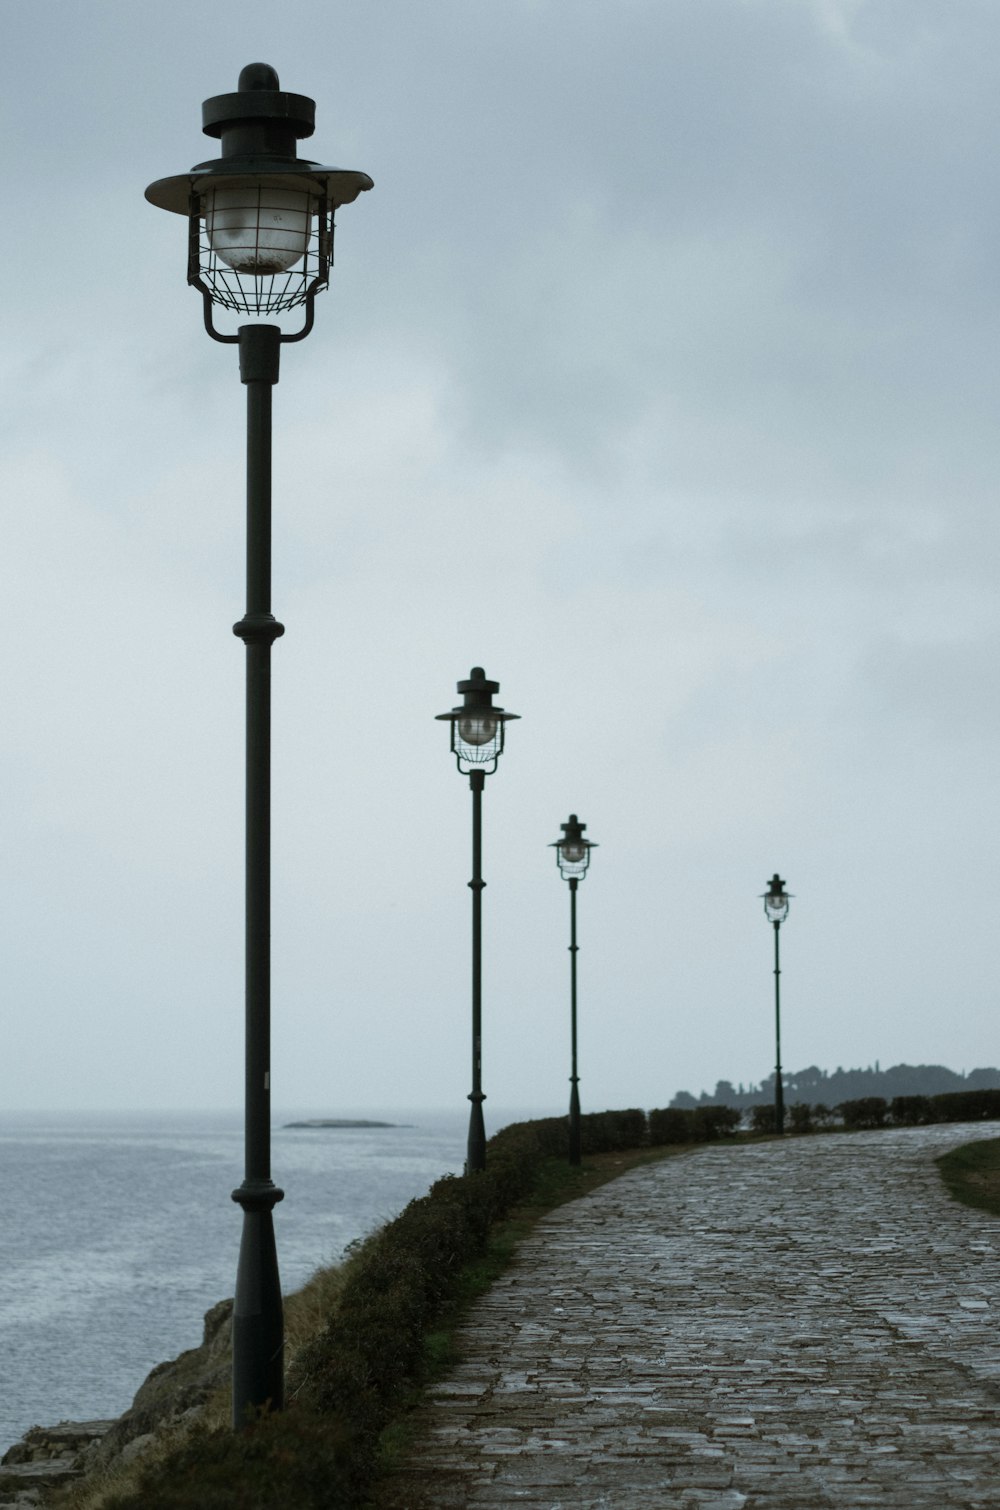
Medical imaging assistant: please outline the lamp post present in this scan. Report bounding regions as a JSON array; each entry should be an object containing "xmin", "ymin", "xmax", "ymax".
[
  {"xmin": 437, "ymin": 669, "xmax": 519, "ymax": 1173},
  {"xmin": 146, "ymin": 65, "xmax": 371, "ymax": 1426},
  {"xmin": 549, "ymin": 815, "xmax": 597, "ymax": 1166},
  {"xmin": 761, "ymin": 873, "xmax": 792, "ymax": 1135}
]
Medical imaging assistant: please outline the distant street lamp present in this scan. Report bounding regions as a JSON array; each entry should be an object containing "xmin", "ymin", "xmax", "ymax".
[
  {"xmin": 761, "ymin": 873, "xmax": 792, "ymax": 1135},
  {"xmin": 146, "ymin": 64, "xmax": 371, "ymax": 1426},
  {"xmin": 549, "ymin": 815, "xmax": 598, "ymax": 1166},
  {"xmin": 437, "ymin": 669, "xmax": 519, "ymax": 1172}
]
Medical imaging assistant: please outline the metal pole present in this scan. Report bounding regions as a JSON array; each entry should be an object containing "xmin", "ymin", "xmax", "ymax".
[
  {"xmin": 467, "ymin": 769, "xmax": 487, "ymax": 1171},
  {"xmin": 568, "ymin": 877, "xmax": 581, "ymax": 1166},
  {"xmin": 231, "ymin": 323, "xmax": 285, "ymax": 1424},
  {"xmin": 773, "ymin": 919, "xmax": 784, "ymax": 1135}
]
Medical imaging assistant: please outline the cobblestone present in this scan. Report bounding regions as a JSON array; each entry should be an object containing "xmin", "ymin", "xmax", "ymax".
[{"xmin": 381, "ymin": 1125, "xmax": 1000, "ymax": 1508}]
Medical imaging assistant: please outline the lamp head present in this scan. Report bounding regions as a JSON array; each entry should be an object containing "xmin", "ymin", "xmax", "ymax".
[
  {"xmin": 145, "ymin": 64, "xmax": 373, "ymax": 328},
  {"xmin": 436, "ymin": 667, "xmax": 519, "ymax": 776},
  {"xmin": 549, "ymin": 813, "xmax": 597, "ymax": 882},
  {"xmin": 761, "ymin": 872, "xmax": 792, "ymax": 923}
]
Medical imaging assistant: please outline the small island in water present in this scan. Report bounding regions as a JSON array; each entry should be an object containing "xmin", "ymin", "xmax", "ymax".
[{"xmin": 283, "ymin": 1118, "xmax": 406, "ymax": 1129}]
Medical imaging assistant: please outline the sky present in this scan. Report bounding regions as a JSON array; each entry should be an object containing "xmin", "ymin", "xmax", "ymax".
[{"xmin": 1, "ymin": 0, "xmax": 999, "ymax": 1120}]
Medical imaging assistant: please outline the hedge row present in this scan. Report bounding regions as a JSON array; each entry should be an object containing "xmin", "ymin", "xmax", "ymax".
[
  {"xmin": 745, "ymin": 1089, "xmax": 1000, "ymax": 1133},
  {"xmin": 648, "ymin": 1104, "xmax": 741, "ymax": 1144},
  {"xmin": 838, "ymin": 1089, "xmax": 1000, "ymax": 1129},
  {"xmin": 104, "ymin": 1109, "xmax": 651, "ymax": 1510}
]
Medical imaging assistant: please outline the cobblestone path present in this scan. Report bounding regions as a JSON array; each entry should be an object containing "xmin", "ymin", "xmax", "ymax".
[{"xmin": 380, "ymin": 1124, "xmax": 1000, "ymax": 1509}]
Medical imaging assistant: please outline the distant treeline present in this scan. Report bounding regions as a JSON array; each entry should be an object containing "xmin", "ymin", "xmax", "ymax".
[{"xmin": 670, "ymin": 1062, "xmax": 1000, "ymax": 1111}]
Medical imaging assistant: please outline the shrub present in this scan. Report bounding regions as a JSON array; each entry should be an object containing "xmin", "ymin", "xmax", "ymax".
[
  {"xmin": 890, "ymin": 1095, "xmax": 933, "ymax": 1126},
  {"xmin": 749, "ymin": 1104, "xmax": 776, "ymax": 1135},
  {"xmin": 838, "ymin": 1097, "xmax": 887, "ymax": 1129},
  {"xmin": 692, "ymin": 1104, "xmax": 741, "ymax": 1141},
  {"xmin": 648, "ymin": 1107, "xmax": 694, "ymax": 1145},
  {"xmin": 931, "ymin": 1089, "xmax": 1000, "ymax": 1122},
  {"xmin": 788, "ymin": 1102, "xmax": 813, "ymax": 1134},
  {"xmin": 103, "ymin": 1410, "xmax": 356, "ymax": 1510},
  {"xmin": 578, "ymin": 1108, "xmax": 648, "ymax": 1153},
  {"xmin": 811, "ymin": 1103, "xmax": 838, "ymax": 1128}
]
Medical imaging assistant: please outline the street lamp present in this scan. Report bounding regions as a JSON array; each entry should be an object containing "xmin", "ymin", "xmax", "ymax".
[
  {"xmin": 760, "ymin": 873, "xmax": 792, "ymax": 1135},
  {"xmin": 549, "ymin": 815, "xmax": 597, "ymax": 1166},
  {"xmin": 436, "ymin": 669, "xmax": 519, "ymax": 1172},
  {"xmin": 145, "ymin": 65, "xmax": 371, "ymax": 1426}
]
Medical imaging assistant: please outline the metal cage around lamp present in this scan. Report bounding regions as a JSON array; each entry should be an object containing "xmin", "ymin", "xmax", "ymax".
[
  {"xmin": 193, "ymin": 181, "xmax": 333, "ymax": 317},
  {"xmin": 550, "ymin": 814, "xmax": 597, "ymax": 883}
]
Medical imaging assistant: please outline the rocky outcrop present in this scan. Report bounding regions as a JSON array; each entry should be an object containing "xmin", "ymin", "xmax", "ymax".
[
  {"xmin": 88, "ymin": 1297, "xmax": 233, "ymax": 1470},
  {"xmin": 0, "ymin": 1421, "xmax": 114, "ymax": 1507},
  {"xmin": 0, "ymin": 1298, "xmax": 233, "ymax": 1507}
]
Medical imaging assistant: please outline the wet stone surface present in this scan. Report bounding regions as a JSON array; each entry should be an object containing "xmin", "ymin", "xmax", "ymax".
[{"xmin": 381, "ymin": 1125, "xmax": 1000, "ymax": 1508}]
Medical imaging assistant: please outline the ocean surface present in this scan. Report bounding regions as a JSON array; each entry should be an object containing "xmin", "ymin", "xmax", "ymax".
[{"xmin": 0, "ymin": 1107, "xmax": 489, "ymax": 1455}]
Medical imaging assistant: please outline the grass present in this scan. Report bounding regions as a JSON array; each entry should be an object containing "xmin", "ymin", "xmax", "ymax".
[
  {"xmin": 55, "ymin": 1259, "xmax": 354, "ymax": 1510},
  {"xmin": 937, "ymin": 1136, "xmax": 1000, "ymax": 1218}
]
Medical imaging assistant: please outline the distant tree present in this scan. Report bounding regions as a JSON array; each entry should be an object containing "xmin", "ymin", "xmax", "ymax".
[
  {"xmin": 966, "ymin": 1068, "xmax": 1000, "ymax": 1091},
  {"xmin": 667, "ymin": 1061, "xmax": 1000, "ymax": 1114}
]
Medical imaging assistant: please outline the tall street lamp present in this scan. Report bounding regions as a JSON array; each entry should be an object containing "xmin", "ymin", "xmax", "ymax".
[
  {"xmin": 549, "ymin": 815, "xmax": 598, "ymax": 1166},
  {"xmin": 761, "ymin": 873, "xmax": 792, "ymax": 1135},
  {"xmin": 145, "ymin": 65, "xmax": 372, "ymax": 1426},
  {"xmin": 437, "ymin": 669, "xmax": 519, "ymax": 1173}
]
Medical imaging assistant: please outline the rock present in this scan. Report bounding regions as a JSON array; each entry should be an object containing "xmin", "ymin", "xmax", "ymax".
[
  {"xmin": 89, "ymin": 1297, "xmax": 232, "ymax": 1469},
  {"xmin": 0, "ymin": 1420, "xmax": 118, "ymax": 1507},
  {"xmin": 0, "ymin": 1458, "xmax": 81, "ymax": 1490},
  {"xmin": 0, "ymin": 1301, "xmax": 233, "ymax": 1504},
  {"xmin": 117, "ymin": 1432, "xmax": 156, "ymax": 1466},
  {"xmin": 0, "ymin": 1490, "xmax": 43, "ymax": 1510},
  {"xmin": 1, "ymin": 1421, "xmax": 115, "ymax": 1469}
]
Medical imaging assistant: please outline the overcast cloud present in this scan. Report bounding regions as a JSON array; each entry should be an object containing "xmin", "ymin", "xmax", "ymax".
[{"xmin": 1, "ymin": 0, "xmax": 998, "ymax": 1118}]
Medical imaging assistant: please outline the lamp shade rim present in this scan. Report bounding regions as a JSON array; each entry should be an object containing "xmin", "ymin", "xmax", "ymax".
[
  {"xmin": 145, "ymin": 162, "xmax": 374, "ymax": 215},
  {"xmin": 435, "ymin": 708, "xmax": 520, "ymax": 722}
]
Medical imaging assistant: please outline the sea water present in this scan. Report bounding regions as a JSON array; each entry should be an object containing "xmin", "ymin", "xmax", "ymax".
[{"xmin": 0, "ymin": 1108, "xmax": 476, "ymax": 1454}]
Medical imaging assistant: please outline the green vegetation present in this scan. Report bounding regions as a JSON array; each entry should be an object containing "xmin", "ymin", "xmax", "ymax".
[
  {"xmin": 837, "ymin": 1089, "xmax": 1000, "ymax": 1129},
  {"xmin": 648, "ymin": 1104, "xmax": 741, "ymax": 1143},
  {"xmin": 743, "ymin": 1089, "xmax": 1000, "ymax": 1135},
  {"xmin": 937, "ymin": 1137, "xmax": 1000, "ymax": 1219}
]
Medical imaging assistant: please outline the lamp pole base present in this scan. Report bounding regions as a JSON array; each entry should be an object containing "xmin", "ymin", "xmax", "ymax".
[
  {"xmin": 231, "ymin": 1181, "xmax": 285, "ymax": 1427},
  {"xmin": 568, "ymin": 1079, "xmax": 581, "ymax": 1167},
  {"xmin": 466, "ymin": 1093, "xmax": 486, "ymax": 1174}
]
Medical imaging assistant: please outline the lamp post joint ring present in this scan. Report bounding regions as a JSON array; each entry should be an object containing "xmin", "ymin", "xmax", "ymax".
[
  {"xmin": 233, "ymin": 614, "xmax": 286, "ymax": 644},
  {"xmin": 231, "ymin": 1181, "xmax": 285, "ymax": 1212}
]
